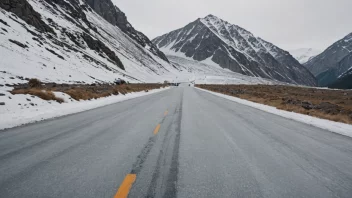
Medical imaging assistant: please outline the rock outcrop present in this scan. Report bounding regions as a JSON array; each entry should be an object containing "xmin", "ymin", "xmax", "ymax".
[
  {"xmin": 81, "ymin": 33, "xmax": 124, "ymax": 70},
  {"xmin": 0, "ymin": 0, "xmax": 54, "ymax": 34},
  {"xmin": 85, "ymin": 0, "xmax": 169, "ymax": 63}
]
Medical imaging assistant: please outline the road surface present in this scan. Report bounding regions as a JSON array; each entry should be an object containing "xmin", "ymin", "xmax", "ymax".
[{"xmin": 1, "ymin": 86, "xmax": 352, "ymax": 198}]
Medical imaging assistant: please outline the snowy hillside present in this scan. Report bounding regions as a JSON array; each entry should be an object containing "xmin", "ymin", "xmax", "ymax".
[
  {"xmin": 167, "ymin": 55, "xmax": 278, "ymax": 85},
  {"xmin": 0, "ymin": 0, "xmax": 180, "ymax": 85},
  {"xmin": 153, "ymin": 15, "xmax": 317, "ymax": 86},
  {"xmin": 289, "ymin": 48, "xmax": 321, "ymax": 64}
]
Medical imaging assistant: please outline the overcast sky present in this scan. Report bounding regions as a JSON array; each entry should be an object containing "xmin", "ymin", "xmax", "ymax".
[{"xmin": 113, "ymin": 0, "xmax": 352, "ymax": 51}]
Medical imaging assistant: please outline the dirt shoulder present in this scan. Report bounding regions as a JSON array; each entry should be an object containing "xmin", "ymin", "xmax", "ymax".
[{"xmin": 196, "ymin": 84, "xmax": 352, "ymax": 124}]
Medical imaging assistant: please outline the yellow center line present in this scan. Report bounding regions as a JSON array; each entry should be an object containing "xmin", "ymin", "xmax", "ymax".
[
  {"xmin": 164, "ymin": 110, "xmax": 168, "ymax": 116},
  {"xmin": 114, "ymin": 174, "xmax": 136, "ymax": 198},
  {"xmin": 153, "ymin": 124, "xmax": 161, "ymax": 135}
]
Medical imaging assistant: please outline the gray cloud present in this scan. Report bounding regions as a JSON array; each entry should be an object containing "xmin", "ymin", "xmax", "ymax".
[{"xmin": 113, "ymin": 0, "xmax": 352, "ymax": 50}]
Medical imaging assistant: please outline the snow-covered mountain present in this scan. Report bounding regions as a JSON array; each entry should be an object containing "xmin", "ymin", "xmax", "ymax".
[
  {"xmin": 0, "ymin": 0, "xmax": 179, "ymax": 85},
  {"xmin": 289, "ymin": 48, "xmax": 321, "ymax": 64},
  {"xmin": 152, "ymin": 15, "xmax": 317, "ymax": 86},
  {"xmin": 304, "ymin": 33, "xmax": 352, "ymax": 87},
  {"xmin": 0, "ymin": 1, "xmax": 316, "ymax": 87}
]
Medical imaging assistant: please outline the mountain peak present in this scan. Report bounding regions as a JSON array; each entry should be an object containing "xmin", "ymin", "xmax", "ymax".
[
  {"xmin": 202, "ymin": 14, "xmax": 223, "ymax": 24},
  {"xmin": 289, "ymin": 48, "xmax": 322, "ymax": 64},
  {"xmin": 204, "ymin": 14, "xmax": 218, "ymax": 19},
  {"xmin": 152, "ymin": 16, "xmax": 317, "ymax": 86}
]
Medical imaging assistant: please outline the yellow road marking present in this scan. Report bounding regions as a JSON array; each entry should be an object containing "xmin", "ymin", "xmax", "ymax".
[
  {"xmin": 153, "ymin": 124, "xmax": 161, "ymax": 135},
  {"xmin": 164, "ymin": 110, "xmax": 168, "ymax": 116},
  {"xmin": 114, "ymin": 174, "xmax": 136, "ymax": 198}
]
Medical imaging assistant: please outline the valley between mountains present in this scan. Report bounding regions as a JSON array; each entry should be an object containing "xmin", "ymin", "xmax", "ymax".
[{"xmin": 0, "ymin": 1, "xmax": 352, "ymax": 197}]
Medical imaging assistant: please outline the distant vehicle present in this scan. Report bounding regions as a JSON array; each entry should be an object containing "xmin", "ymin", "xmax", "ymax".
[{"xmin": 114, "ymin": 79, "xmax": 126, "ymax": 85}]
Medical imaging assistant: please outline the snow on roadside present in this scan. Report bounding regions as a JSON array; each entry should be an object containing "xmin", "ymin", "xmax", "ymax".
[
  {"xmin": 0, "ymin": 87, "xmax": 170, "ymax": 130},
  {"xmin": 196, "ymin": 87, "xmax": 352, "ymax": 138}
]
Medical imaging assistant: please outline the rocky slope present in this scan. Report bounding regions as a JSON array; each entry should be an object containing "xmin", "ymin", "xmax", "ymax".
[
  {"xmin": 0, "ymin": 0, "xmax": 178, "ymax": 85},
  {"xmin": 289, "ymin": 48, "xmax": 321, "ymax": 64},
  {"xmin": 85, "ymin": 0, "xmax": 169, "ymax": 63},
  {"xmin": 153, "ymin": 15, "xmax": 317, "ymax": 86},
  {"xmin": 305, "ymin": 33, "xmax": 352, "ymax": 86},
  {"xmin": 329, "ymin": 68, "xmax": 352, "ymax": 89}
]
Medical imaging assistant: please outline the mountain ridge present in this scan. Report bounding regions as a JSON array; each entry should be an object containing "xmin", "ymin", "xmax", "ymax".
[
  {"xmin": 85, "ymin": 0, "xmax": 169, "ymax": 63},
  {"xmin": 153, "ymin": 15, "xmax": 317, "ymax": 86},
  {"xmin": 305, "ymin": 33, "xmax": 352, "ymax": 86}
]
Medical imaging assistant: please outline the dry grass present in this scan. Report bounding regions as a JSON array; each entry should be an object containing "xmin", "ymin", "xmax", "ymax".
[
  {"xmin": 197, "ymin": 84, "xmax": 352, "ymax": 124},
  {"xmin": 11, "ymin": 83, "xmax": 166, "ymax": 102},
  {"xmin": 11, "ymin": 88, "xmax": 64, "ymax": 103},
  {"xmin": 58, "ymin": 84, "xmax": 165, "ymax": 100}
]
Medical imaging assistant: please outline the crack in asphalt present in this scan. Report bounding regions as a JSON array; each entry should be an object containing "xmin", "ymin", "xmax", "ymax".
[
  {"xmin": 146, "ymin": 91, "xmax": 183, "ymax": 198},
  {"xmin": 129, "ymin": 89, "xmax": 183, "ymax": 198},
  {"xmin": 130, "ymin": 135, "xmax": 156, "ymax": 175},
  {"xmin": 163, "ymin": 91, "xmax": 183, "ymax": 198}
]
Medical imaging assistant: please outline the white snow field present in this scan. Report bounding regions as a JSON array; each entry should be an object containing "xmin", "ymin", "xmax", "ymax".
[{"xmin": 167, "ymin": 55, "xmax": 281, "ymax": 85}]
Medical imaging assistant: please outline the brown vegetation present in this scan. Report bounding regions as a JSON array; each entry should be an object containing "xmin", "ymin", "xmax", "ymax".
[
  {"xmin": 11, "ymin": 82, "xmax": 166, "ymax": 102},
  {"xmin": 11, "ymin": 89, "xmax": 64, "ymax": 103},
  {"xmin": 197, "ymin": 84, "xmax": 352, "ymax": 124}
]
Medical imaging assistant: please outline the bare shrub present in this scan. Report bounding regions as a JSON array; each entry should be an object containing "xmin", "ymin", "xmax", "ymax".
[
  {"xmin": 28, "ymin": 78, "xmax": 42, "ymax": 88},
  {"xmin": 12, "ymin": 82, "xmax": 167, "ymax": 102}
]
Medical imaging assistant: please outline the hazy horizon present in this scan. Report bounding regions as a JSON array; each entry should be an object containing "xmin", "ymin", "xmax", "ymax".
[{"xmin": 113, "ymin": 0, "xmax": 352, "ymax": 51}]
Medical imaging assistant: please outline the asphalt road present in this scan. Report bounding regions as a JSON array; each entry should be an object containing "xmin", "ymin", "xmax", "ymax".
[{"xmin": 1, "ymin": 86, "xmax": 352, "ymax": 198}]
